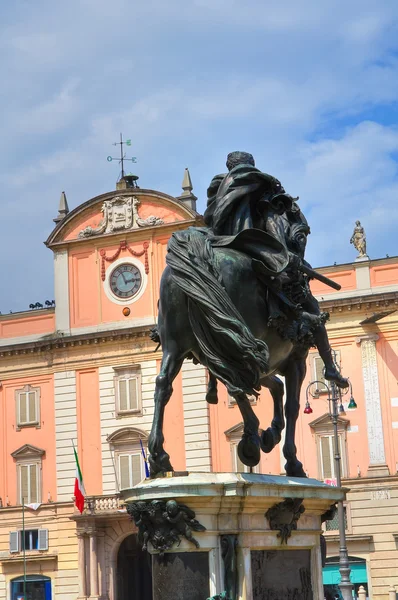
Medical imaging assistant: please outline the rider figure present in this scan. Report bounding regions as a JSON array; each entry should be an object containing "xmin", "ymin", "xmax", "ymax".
[{"xmin": 204, "ymin": 151, "xmax": 348, "ymax": 389}]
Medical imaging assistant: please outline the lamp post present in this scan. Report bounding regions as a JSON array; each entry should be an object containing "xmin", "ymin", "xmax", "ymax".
[{"xmin": 305, "ymin": 367, "xmax": 357, "ymax": 600}]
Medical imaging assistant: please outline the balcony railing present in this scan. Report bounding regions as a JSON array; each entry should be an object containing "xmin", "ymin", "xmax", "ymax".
[{"xmin": 85, "ymin": 495, "xmax": 124, "ymax": 514}]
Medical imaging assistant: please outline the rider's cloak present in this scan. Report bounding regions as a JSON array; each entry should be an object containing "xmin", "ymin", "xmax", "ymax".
[{"xmin": 203, "ymin": 163, "xmax": 293, "ymax": 276}]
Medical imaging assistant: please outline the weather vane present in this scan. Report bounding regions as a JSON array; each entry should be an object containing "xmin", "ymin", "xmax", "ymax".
[{"xmin": 107, "ymin": 133, "xmax": 137, "ymax": 179}]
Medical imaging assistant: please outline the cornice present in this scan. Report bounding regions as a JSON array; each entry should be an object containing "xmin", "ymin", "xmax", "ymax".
[
  {"xmin": 320, "ymin": 290, "xmax": 398, "ymax": 313},
  {"xmin": 0, "ymin": 324, "xmax": 155, "ymax": 358}
]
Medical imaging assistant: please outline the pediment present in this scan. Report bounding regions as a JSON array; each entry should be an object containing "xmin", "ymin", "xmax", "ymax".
[
  {"xmin": 309, "ymin": 413, "xmax": 349, "ymax": 431},
  {"xmin": 46, "ymin": 189, "xmax": 199, "ymax": 246},
  {"xmin": 107, "ymin": 427, "xmax": 148, "ymax": 446},
  {"xmin": 224, "ymin": 422, "xmax": 244, "ymax": 439},
  {"xmin": 11, "ymin": 444, "xmax": 45, "ymax": 459}
]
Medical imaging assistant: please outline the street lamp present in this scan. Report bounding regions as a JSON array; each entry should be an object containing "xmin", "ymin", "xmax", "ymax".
[{"xmin": 305, "ymin": 366, "xmax": 357, "ymax": 600}]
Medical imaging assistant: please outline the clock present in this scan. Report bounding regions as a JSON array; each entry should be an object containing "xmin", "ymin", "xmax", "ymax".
[{"xmin": 109, "ymin": 263, "xmax": 142, "ymax": 299}]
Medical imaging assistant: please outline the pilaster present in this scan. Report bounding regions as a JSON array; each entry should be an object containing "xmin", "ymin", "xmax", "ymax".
[
  {"xmin": 355, "ymin": 334, "xmax": 390, "ymax": 476},
  {"xmin": 54, "ymin": 248, "xmax": 70, "ymax": 332}
]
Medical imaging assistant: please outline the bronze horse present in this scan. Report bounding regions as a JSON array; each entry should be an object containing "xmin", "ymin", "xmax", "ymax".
[{"xmin": 148, "ymin": 217, "xmax": 315, "ymax": 479}]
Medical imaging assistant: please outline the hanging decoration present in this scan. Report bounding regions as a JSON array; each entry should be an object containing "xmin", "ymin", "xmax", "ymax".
[{"xmin": 100, "ymin": 240, "xmax": 149, "ymax": 281}]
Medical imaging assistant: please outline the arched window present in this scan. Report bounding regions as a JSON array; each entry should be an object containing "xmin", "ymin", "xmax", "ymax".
[
  {"xmin": 107, "ymin": 427, "xmax": 149, "ymax": 491},
  {"xmin": 11, "ymin": 575, "xmax": 51, "ymax": 600}
]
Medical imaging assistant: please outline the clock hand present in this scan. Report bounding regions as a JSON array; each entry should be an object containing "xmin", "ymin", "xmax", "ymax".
[{"xmin": 120, "ymin": 272, "xmax": 128, "ymax": 284}]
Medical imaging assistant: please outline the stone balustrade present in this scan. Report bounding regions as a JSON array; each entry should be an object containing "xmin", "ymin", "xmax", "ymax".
[{"xmin": 85, "ymin": 494, "xmax": 123, "ymax": 514}]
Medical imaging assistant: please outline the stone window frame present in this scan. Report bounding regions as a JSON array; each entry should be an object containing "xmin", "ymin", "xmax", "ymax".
[
  {"xmin": 113, "ymin": 365, "xmax": 142, "ymax": 418},
  {"xmin": 11, "ymin": 444, "xmax": 45, "ymax": 505},
  {"xmin": 227, "ymin": 394, "xmax": 257, "ymax": 408},
  {"xmin": 15, "ymin": 385, "xmax": 41, "ymax": 430}
]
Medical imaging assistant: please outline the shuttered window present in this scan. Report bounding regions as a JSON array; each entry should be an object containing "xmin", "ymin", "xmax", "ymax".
[
  {"xmin": 9, "ymin": 529, "xmax": 48, "ymax": 553},
  {"xmin": 19, "ymin": 463, "xmax": 39, "ymax": 504},
  {"xmin": 16, "ymin": 388, "xmax": 39, "ymax": 427},
  {"xmin": 114, "ymin": 369, "xmax": 141, "ymax": 416},
  {"xmin": 119, "ymin": 453, "xmax": 142, "ymax": 490},
  {"xmin": 118, "ymin": 377, "xmax": 139, "ymax": 412},
  {"xmin": 319, "ymin": 434, "xmax": 346, "ymax": 480}
]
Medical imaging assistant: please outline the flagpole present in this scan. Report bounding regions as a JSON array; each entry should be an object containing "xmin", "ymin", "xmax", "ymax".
[{"xmin": 22, "ymin": 496, "xmax": 26, "ymax": 600}]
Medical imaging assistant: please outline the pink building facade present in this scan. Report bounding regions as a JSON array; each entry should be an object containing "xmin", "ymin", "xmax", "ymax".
[{"xmin": 0, "ymin": 172, "xmax": 396, "ymax": 599}]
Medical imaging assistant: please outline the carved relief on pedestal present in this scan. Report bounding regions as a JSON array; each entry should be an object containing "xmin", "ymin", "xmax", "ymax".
[{"xmin": 78, "ymin": 196, "xmax": 164, "ymax": 238}]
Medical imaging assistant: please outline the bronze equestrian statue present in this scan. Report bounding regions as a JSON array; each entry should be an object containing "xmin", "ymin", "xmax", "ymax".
[{"xmin": 149, "ymin": 151, "xmax": 348, "ymax": 478}]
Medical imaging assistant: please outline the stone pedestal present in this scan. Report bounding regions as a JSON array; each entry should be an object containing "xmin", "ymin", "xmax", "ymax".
[{"xmin": 122, "ymin": 472, "xmax": 345, "ymax": 600}]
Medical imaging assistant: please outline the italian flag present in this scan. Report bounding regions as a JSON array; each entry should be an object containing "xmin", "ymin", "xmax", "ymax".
[{"xmin": 73, "ymin": 446, "xmax": 86, "ymax": 514}]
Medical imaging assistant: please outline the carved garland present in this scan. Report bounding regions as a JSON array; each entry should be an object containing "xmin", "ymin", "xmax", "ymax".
[{"xmin": 100, "ymin": 240, "xmax": 149, "ymax": 281}]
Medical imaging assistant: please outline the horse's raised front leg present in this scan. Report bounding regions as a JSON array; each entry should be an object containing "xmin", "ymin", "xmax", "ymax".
[
  {"xmin": 148, "ymin": 350, "xmax": 184, "ymax": 477},
  {"xmin": 260, "ymin": 375, "xmax": 285, "ymax": 453},
  {"xmin": 233, "ymin": 392, "xmax": 261, "ymax": 468},
  {"xmin": 283, "ymin": 359, "xmax": 307, "ymax": 478}
]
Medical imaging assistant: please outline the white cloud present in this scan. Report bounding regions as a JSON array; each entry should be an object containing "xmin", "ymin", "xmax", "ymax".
[{"xmin": 0, "ymin": 0, "xmax": 398, "ymax": 309}]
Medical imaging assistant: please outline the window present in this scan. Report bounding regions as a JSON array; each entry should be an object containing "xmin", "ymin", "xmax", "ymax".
[
  {"xmin": 118, "ymin": 453, "xmax": 144, "ymax": 489},
  {"xmin": 325, "ymin": 506, "xmax": 348, "ymax": 531},
  {"xmin": 114, "ymin": 367, "xmax": 141, "ymax": 416},
  {"xmin": 310, "ymin": 351, "xmax": 341, "ymax": 395},
  {"xmin": 19, "ymin": 464, "xmax": 39, "ymax": 504},
  {"xmin": 106, "ymin": 427, "xmax": 149, "ymax": 492},
  {"xmin": 16, "ymin": 385, "xmax": 40, "ymax": 428},
  {"xmin": 319, "ymin": 434, "xmax": 347, "ymax": 480},
  {"xmin": 11, "ymin": 444, "xmax": 44, "ymax": 505},
  {"xmin": 309, "ymin": 414, "xmax": 348, "ymax": 481},
  {"xmin": 9, "ymin": 529, "xmax": 48, "ymax": 553}
]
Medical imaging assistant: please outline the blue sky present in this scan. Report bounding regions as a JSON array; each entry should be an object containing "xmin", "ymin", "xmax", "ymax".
[{"xmin": 1, "ymin": 0, "xmax": 398, "ymax": 313}]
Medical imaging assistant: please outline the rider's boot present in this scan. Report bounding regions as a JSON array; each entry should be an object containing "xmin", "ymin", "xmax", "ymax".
[{"xmin": 313, "ymin": 325, "xmax": 349, "ymax": 389}]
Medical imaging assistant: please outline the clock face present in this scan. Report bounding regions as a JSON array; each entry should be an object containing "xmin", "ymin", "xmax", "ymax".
[{"xmin": 109, "ymin": 263, "xmax": 142, "ymax": 299}]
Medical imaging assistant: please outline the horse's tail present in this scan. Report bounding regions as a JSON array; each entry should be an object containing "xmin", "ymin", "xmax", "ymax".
[{"xmin": 166, "ymin": 228, "xmax": 269, "ymax": 397}]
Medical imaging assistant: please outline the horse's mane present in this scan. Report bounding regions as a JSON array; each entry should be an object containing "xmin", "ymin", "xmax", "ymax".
[{"xmin": 165, "ymin": 228, "xmax": 269, "ymax": 397}]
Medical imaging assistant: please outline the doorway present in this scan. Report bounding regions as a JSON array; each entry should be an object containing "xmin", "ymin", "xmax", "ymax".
[{"xmin": 117, "ymin": 534, "xmax": 152, "ymax": 600}]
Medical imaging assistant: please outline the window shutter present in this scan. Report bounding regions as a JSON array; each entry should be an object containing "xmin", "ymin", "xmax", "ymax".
[
  {"xmin": 314, "ymin": 357, "xmax": 326, "ymax": 389},
  {"xmin": 128, "ymin": 378, "xmax": 138, "ymax": 411},
  {"xmin": 29, "ymin": 464, "xmax": 38, "ymax": 503},
  {"xmin": 9, "ymin": 531, "xmax": 19, "ymax": 553},
  {"xmin": 19, "ymin": 393, "xmax": 28, "ymax": 424},
  {"xmin": 118, "ymin": 380, "xmax": 128, "ymax": 412},
  {"xmin": 119, "ymin": 455, "xmax": 130, "ymax": 490},
  {"xmin": 38, "ymin": 529, "xmax": 48, "ymax": 551},
  {"xmin": 321, "ymin": 437, "xmax": 333, "ymax": 479},
  {"xmin": 28, "ymin": 392, "xmax": 37, "ymax": 423},
  {"xmin": 131, "ymin": 454, "xmax": 142, "ymax": 486},
  {"xmin": 20, "ymin": 465, "xmax": 29, "ymax": 503}
]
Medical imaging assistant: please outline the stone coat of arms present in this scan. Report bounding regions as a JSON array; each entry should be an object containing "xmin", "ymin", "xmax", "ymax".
[{"xmin": 79, "ymin": 196, "xmax": 164, "ymax": 238}]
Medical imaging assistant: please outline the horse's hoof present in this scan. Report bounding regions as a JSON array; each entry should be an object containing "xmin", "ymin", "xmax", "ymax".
[
  {"xmin": 285, "ymin": 460, "xmax": 307, "ymax": 478},
  {"xmin": 260, "ymin": 427, "xmax": 281, "ymax": 453},
  {"xmin": 238, "ymin": 435, "xmax": 260, "ymax": 468},
  {"xmin": 149, "ymin": 451, "xmax": 174, "ymax": 478},
  {"xmin": 205, "ymin": 389, "xmax": 218, "ymax": 404}
]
